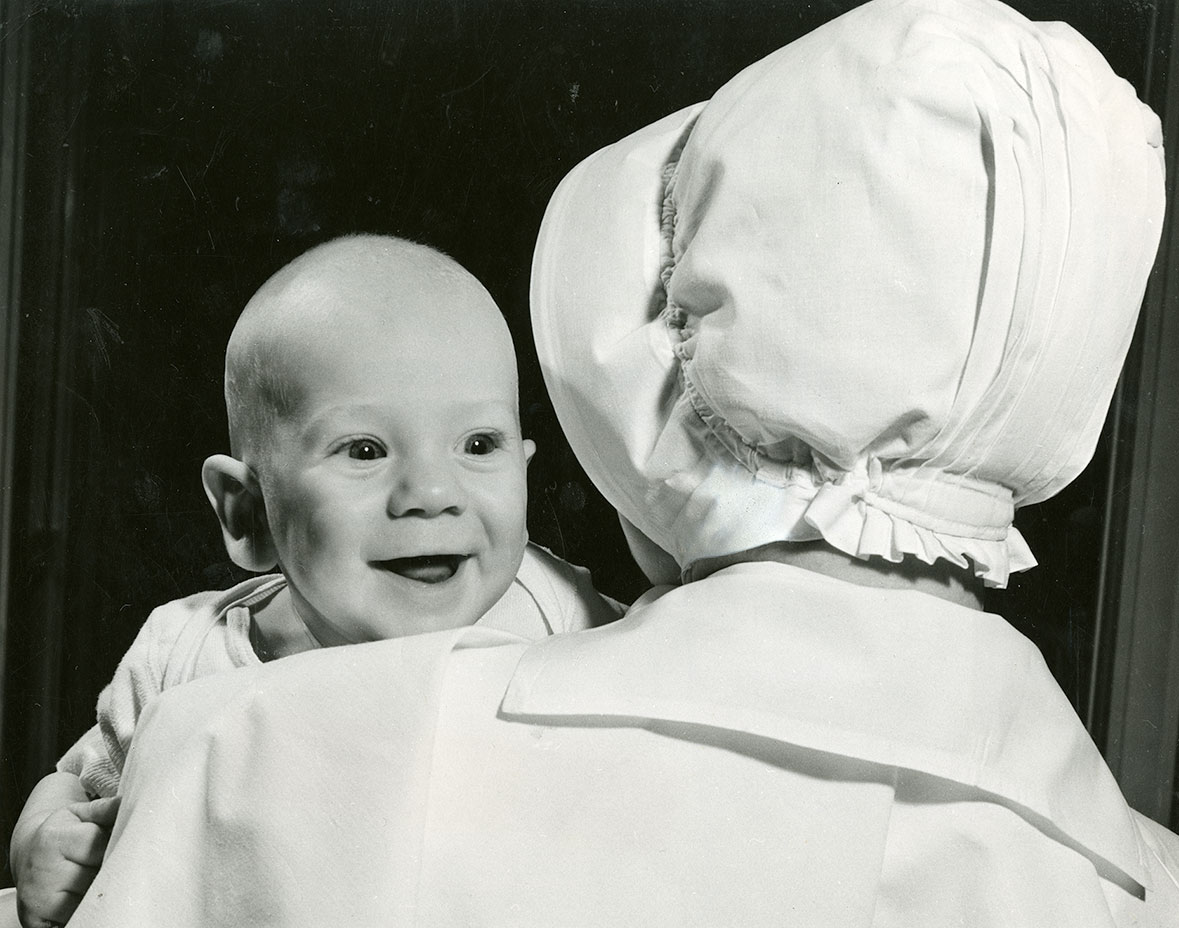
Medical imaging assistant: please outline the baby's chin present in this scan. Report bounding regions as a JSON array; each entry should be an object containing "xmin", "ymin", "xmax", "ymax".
[
  {"xmin": 340, "ymin": 591, "xmax": 511, "ymax": 642},
  {"xmin": 346, "ymin": 608, "xmax": 486, "ymax": 642}
]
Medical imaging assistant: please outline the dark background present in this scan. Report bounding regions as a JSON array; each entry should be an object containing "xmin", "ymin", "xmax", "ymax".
[{"xmin": 1, "ymin": 0, "xmax": 1171, "ymax": 881}]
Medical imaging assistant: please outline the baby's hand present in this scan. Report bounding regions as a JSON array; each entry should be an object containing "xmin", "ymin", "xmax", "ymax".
[{"xmin": 14, "ymin": 795, "xmax": 119, "ymax": 928}]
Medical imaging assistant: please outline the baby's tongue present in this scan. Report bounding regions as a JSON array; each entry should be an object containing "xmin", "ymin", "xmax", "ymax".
[{"xmin": 388, "ymin": 555, "xmax": 457, "ymax": 584}]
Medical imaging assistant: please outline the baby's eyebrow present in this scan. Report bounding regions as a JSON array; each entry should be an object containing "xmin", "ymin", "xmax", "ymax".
[
  {"xmin": 297, "ymin": 404, "xmax": 387, "ymax": 442},
  {"xmin": 452, "ymin": 400, "xmax": 518, "ymax": 418}
]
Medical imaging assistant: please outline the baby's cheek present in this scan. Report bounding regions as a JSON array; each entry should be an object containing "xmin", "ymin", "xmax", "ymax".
[
  {"xmin": 281, "ymin": 513, "xmax": 345, "ymax": 579},
  {"xmin": 483, "ymin": 502, "xmax": 528, "ymax": 573},
  {"xmin": 476, "ymin": 474, "xmax": 527, "ymax": 530}
]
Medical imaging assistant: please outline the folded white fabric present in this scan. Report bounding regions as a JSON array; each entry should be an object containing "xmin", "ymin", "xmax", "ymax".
[{"xmin": 532, "ymin": 0, "xmax": 1164, "ymax": 587}]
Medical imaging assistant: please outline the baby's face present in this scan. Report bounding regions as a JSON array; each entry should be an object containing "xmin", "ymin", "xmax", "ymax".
[{"xmin": 257, "ymin": 271, "xmax": 532, "ymax": 645}]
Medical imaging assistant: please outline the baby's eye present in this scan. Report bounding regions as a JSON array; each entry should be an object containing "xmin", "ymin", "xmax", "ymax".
[
  {"xmin": 464, "ymin": 433, "xmax": 500, "ymax": 456},
  {"xmin": 344, "ymin": 439, "xmax": 386, "ymax": 461}
]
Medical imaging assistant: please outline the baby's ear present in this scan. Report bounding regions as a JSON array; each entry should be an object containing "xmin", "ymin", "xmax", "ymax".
[
  {"xmin": 201, "ymin": 454, "xmax": 278, "ymax": 572},
  {"xmin": 523, "ymin": 438, "xmax": 537, "ymax": 466}
]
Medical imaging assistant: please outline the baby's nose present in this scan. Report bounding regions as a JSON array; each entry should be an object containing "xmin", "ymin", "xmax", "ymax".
[{"xmin": 386, "ymin": 454, "xmax": 466, "ymax": 518}]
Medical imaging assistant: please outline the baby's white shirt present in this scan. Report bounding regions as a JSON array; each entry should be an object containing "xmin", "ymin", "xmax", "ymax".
[{"xmin": 58, "ymin": 543, "xmax": 621, "ymax": 797}]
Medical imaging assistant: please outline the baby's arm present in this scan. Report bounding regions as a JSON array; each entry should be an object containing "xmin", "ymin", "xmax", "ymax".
[
  {"xmin": 9, "ymin": 773, "xmax": 119, "ymax": 928},
  {"xmin": 10, "ymin": 592, "xmax": 212, "ymax": 926}
]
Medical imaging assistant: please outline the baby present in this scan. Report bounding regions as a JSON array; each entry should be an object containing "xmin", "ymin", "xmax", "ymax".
[{"xmin": 7, "ymin": 234, "xmax": 618, "ymax": 927}]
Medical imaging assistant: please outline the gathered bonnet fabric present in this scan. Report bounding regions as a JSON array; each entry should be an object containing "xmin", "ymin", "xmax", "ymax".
[{"xmin": 531, "ymin": 0, "xmax": 1165, "ymax": 588}]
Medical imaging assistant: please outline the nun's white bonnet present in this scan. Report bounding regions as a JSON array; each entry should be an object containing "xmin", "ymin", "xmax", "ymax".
[{"xmin": 531, "ymin": 0, "xmax": 1165, "ymax": 588}]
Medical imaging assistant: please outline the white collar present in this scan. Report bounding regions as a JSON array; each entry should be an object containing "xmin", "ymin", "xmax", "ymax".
[{"xmin": 502, "ymin": 561, "xmax": 1149, "ymax": 892}]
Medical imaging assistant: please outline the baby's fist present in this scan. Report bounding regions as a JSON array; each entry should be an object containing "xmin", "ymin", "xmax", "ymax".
[{"xmin": 15, "ymin": 796, "xmax": 119, "ymax": 928}]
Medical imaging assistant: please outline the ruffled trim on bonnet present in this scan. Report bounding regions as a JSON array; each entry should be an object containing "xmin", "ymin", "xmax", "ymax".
[{"xmin": 671, "ymin": 352, "xmax": 1037, "ymax": 588}]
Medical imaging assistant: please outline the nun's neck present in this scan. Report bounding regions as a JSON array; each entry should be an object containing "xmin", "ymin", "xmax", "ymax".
[{"xmin": 686, "ymin": 541, "xmax": 986, "ymax": 611}]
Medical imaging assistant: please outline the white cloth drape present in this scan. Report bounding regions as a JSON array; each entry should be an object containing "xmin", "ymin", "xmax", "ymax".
[{"xmin": 73, "ymin": 563, "xmax": 1179, "ymax": 925}]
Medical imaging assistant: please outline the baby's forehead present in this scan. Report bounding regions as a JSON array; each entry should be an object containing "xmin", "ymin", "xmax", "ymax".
[
  {"xmin": 233, "ymin": 238, "xmax": 518, "ymax": 395},
  {"xmin": 257, "ymin": 303, "xmax": 516, "ymax": 405},
  {"xmin": 275, "ymin": 247, "xmax": 500, "ymax": 328}
]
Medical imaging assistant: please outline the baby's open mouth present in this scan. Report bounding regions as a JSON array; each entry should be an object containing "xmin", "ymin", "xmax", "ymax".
[{"xmin": 379, "ymin": 554, "xmax": 466, "ymax": 584}]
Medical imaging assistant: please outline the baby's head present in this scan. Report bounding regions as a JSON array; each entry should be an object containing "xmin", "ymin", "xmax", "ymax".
[{"xmin": 203, "ymin": 234, "xmax": 534, "ymax": 645}]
